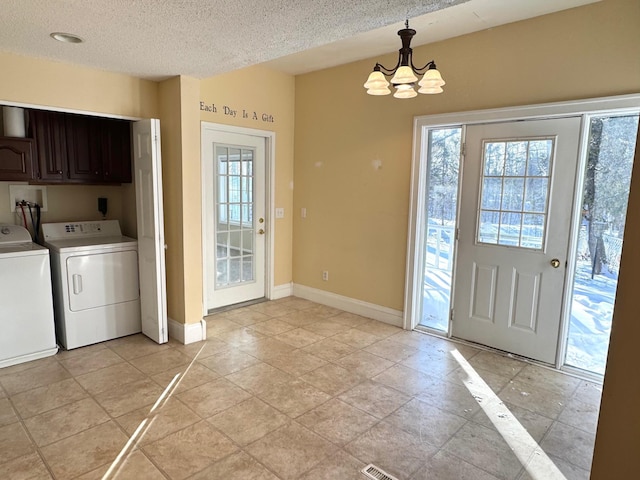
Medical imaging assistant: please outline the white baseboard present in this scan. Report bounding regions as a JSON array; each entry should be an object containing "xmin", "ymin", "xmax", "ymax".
[
  {"xmin": 292, "ymin": 284, "xmax": 404, "ymax": 327},
  {"xmin": 270, "ymin": 282, "xmax": 293, "ymax": 300},
  {"xmin": 168, "ymin": 317, "xmax": 207, "ymax": 345}
]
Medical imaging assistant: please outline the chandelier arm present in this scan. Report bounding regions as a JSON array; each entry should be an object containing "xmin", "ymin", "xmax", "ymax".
[
  {"xmin": 410, "ymin": 59, "xmax": 437, "ymax": 74},
  {"xmin": 375, "ymin": 59, "xmax": 402, "ymax": 76}
]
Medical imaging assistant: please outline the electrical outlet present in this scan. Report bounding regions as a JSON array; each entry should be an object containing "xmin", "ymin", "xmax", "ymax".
[
  {"xmin": 301, "ymin": 208, "xmax": 307, "ymax": 218},
  {"xmin": 322, "ymin": 271, "xmax": 329, "ymax": 281},
  {"xmin": 275, "ymin": 208, "xmax": 284, "ymax": 218}
]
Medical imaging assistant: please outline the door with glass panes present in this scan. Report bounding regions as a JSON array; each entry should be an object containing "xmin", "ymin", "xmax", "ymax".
[
  {"xmin": 203, "ymin": 130, "xmax": 266, "ymax": 310},
  {"xmin": 453, "ymin": 118, "xmax": 581, "ymax": 363}
]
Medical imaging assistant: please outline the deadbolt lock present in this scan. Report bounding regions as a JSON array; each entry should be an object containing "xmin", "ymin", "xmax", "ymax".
[{"xmin": 259, "ymin": 218, "xmax": 264, "ymax": 223}]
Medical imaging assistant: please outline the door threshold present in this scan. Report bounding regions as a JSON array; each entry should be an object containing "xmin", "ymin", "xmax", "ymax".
[
  {"xmin": 206, "ymin": 297, "xmax": 267, "ymax": 316},
  {"xmin": 413, "ymin": 325, "xmax": 602, "ymax": 384}
]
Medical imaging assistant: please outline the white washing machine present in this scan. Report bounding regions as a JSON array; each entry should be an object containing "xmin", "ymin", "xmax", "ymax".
[
  {"xmin": 43, "ymin": 220, "xmax": 141, "ymax": 349},
  {"xmin": 0, "ymin": 224, "xmax": 57, "ymax": 368}
]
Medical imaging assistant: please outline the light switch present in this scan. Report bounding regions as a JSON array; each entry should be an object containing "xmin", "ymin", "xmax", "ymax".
[{"xmin": 275, "ymin": 208, "xmax": 285, "ymax": 219}]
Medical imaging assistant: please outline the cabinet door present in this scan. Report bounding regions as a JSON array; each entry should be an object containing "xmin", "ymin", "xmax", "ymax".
[
  {"xmin": 29, "ymin": 110, "xmax": 67, "ymax": 183},
  {"xmin": 103, "ymin": 119, "xmax": 132, "ymax": 183},
  {"xmin": 66, "ymin": 114, "xmax": 103, "ymax": 182},
  {"xmin": 0, "ymin": 138, "xmax": 34, "ymax": 181}
]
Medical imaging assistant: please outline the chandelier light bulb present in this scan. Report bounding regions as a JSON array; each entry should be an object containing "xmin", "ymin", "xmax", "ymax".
[{"xmin": 393, "ymin": 84, "xmax": 418, "ymax": 99}]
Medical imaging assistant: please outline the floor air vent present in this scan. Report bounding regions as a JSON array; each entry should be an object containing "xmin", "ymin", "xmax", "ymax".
[{"xmin": 361, "ymin": 464, "xmax": 399, "ymax": 480}]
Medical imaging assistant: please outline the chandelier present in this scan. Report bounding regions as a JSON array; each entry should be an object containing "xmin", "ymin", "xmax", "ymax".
[{"xmin": 364, "ymin": 20, "xmax": 445, "ymax": 99}]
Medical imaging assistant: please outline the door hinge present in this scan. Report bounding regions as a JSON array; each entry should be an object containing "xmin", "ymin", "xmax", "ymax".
[
  {"xmin": 461, "ymin": 142, "xmax": 466, "ymax": 157},
  {"xmin": 455, "ymin": 228, "xmax": 459, "ymax": 241},
  {"xmin": 450, "ymin": 309, "xmax": 455, "ymax": 322}
]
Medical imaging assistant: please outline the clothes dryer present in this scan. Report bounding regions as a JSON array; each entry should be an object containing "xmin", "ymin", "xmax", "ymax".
[{"xmin": 43, "ymin": 220, "xmax": 140, "ymax": 349}]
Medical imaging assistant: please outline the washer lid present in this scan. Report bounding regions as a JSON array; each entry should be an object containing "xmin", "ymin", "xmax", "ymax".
[
  {"xmin": 0, "ymin": 224, "xmax": 33, "ymax": 245},
  {"xmin": 0, "ymin": 240, "xmax": 48, "ymax": 258},
  {"xmin": 0, "ymin": 224, "xmax": 45, "ymax": 258}
]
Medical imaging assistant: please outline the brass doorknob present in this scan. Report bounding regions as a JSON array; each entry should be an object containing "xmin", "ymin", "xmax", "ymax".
[
  {"xmin": 258, "ymin": 229, "xmax": 265, "ymax": 235},
  {"xmin": 550, "ymin": 258, "xmax": 561, "ymax": 268}
]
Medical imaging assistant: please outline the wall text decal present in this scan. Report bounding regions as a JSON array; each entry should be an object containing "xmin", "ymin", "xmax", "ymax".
[{"xmin": 199, "ymin": 102, "xmax": 275, "ymax": 123}]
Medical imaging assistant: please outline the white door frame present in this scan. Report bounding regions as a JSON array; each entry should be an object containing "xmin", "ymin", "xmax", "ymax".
[
  {"xmin": 201, "ymin": 122, "xmax": 276, "ymax": 315},
  {"xmin": 405, "ymin": 94, "xmax": 640, "ymax": 368}
]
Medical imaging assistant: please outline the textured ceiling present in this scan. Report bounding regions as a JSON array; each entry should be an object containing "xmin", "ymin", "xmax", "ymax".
[{"xmin": 0, "ymin": 0, "xmax": 598, "ymax": 80}]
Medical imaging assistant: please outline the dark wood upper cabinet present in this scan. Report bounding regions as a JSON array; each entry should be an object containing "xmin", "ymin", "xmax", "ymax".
[
  {"xmin": 26, "ymin": 109, "xmax": 132, "ymax": 185},
  {"xmin": 0, "ymin": 137, "xmax": 35, "ymax": 181},
  {"xmin": 103, "ymin": 118, "xmax": 132, "ymax": 183},
  {"xmin": 29, "ymin": 110, "xmax": 67, "ymax": 183},
  {"xmin": 66, "ymin": 114, "xmax": 104, "ymax": 182}
]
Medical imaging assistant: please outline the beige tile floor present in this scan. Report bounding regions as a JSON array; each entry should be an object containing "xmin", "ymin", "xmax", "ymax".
[{"xmin": 0, "ymin": 297, "xmax": 601, "ymax": 479}]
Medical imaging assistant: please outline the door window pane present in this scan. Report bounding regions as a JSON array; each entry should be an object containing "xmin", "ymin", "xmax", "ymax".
[
  {"xmin": 502, "ymin": 178, "xmax": 524, "ymax": 211},
  {"xmin": 524, "ymin": 178, "xmax": 548, "ymax": 212},
  {"xmin": 484, "ymin": 142, "xmax": 506, "ymax": 176},
  {"xmin": 522, "ymin": 214, "xmax": 544, "ymax": 249},
  {"xmin": 499, "ymin": 212, "xmax": 522, "ymax": 246},
  {"xmin": 481, "ymin": 178, "xmax": 502, "ymax": 210},
  {"xmin": 215, "ymin": 144, "xmax": 256, "ymax": 288},
  {"xmin": 527, "ymin": 141, "xmax": 552, "ymax": 176},
  {"xmin": 477, "ymin": 138, "xmax": 554, "ymax": 250},
  {"xmin": 505, "ymin": 141, "xmax": 528, "ymax": 176},
  {"xmin": 479, "ymin": 211, "xmax": 500, "ymax": 244}
]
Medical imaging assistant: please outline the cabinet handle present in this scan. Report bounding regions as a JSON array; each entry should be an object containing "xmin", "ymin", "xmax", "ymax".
[
  {"xmin": 58, "ymin": 170, "xmax": 63, "ymax": 174},
  {"xmin": 95, "ymin": 171, "xmax": 99, "ymax": 175}
]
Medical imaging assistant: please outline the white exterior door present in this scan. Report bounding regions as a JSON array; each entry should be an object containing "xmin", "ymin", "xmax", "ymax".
[
  {"xmin": 133, "ymin": 119, "xmax": 168, "ymax": 344},
  {"xmin": 453, "ymin": 117, "xmax": 581, "ymax": 363},
  {"xmin": 203, "ymin": 128, "xmax": 266, "ymax": 310}
]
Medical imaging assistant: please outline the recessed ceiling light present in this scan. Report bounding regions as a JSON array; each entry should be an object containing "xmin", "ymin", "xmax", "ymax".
[{"xmin": 50, "ymin": 32, "xmax": 83, "ymax": 44}]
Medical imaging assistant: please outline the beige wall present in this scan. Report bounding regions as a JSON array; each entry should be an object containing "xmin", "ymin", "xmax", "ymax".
[
  {"xmin": 180, "ymin": 76, "xmax": 203, "ymax": 323},
  {"xmin": 158, "ymin": 77, "xmax": 186, "ymax": 323},
  {"xmin": 200, "ymin": 65, "xmax": 296, "ymax": 288},
  {"xmin": 158, "ymin": 75, "xmax": 203, "ymax": 325},
  {"xmin": 0, "ymin": 52, "xmax": 158, "ymax": 118},
  {"xmin": 293, "ymin": 0, "xmax": 640, "ymax": 311},
  {"xmin": 0, "ymin": 52, "xmax": 159, "ymax": 238},
  {"xmin": 0, "ymin": 182, "xmax": 127, "ymax": 234}
]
